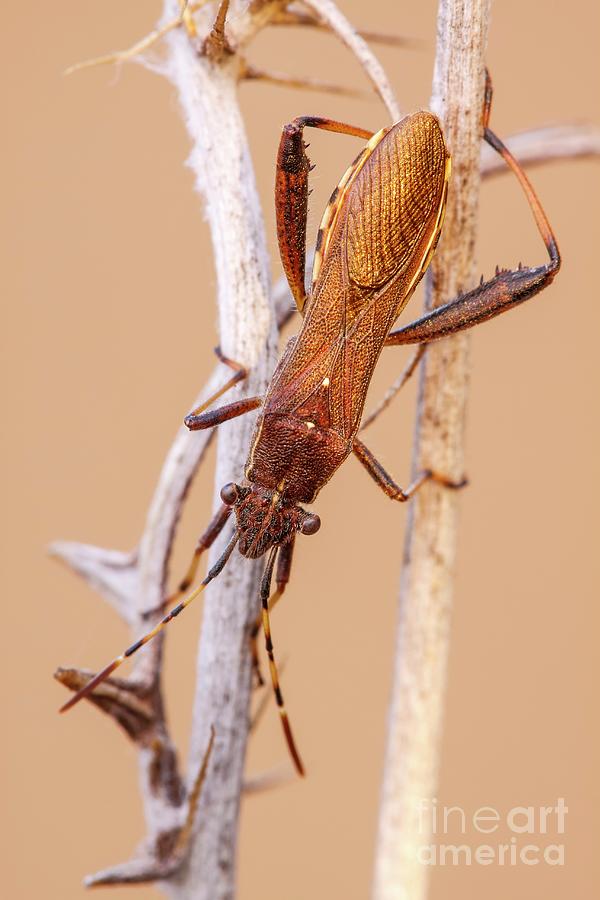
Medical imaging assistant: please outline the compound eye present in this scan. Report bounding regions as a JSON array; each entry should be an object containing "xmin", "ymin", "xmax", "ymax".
[
  {"xmin": 220, "ymin": 482, "xmax": 240, "ymax": 506},
  {"xmin": 300, "ymin": 513, "xmax": 321, "ymax": 536}
]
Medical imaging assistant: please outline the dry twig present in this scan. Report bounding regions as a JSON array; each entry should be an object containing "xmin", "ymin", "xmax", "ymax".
[
  {"xmin": 373, "ymin": 2, "xmax": 491, "ymax": 898},
  {"xmin": 55, "ymin": 2, "xmax": 398, "ymax": 894}
]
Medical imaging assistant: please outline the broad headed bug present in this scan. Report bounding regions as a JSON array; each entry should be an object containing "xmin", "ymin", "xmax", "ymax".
[{"xmin": 60, "ymin": 79, "xmax": 560, "ymax": 776}]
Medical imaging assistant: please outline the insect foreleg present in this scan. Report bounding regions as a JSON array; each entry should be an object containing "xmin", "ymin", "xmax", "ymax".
[
  {"xmin": 185, "ymin": 396, "xmax": 262, "ymax": 430},
  {"xmin": 184, "ymin": 346, "xmax": 249, "ymax": 422},
  {"xmin": 385, "ymin": 127, "xmax": 560, "ymax": 348},
  {"xmin": 352, "ymin": 437, "xmax": 467, "ymax": 501},
  {"xmin": 260, "ymin": 546, "xmax": 305, "ymax": 776},
  {"xmin": 276, "ymin": 116, "xmax": 374, "ymax": 314},
  {"xmin": 164, "ymin": 502, "xmax": 232, "ymax": 611},
  {"xmin": 250, "ymin": 537, "xmax": 295, "ymax": 687}
]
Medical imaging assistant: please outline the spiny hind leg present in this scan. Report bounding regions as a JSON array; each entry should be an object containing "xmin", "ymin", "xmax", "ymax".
[
  {"xmin": 276, "ymin": 116, "xmax": 374, "ymax": 314},
  {"xmin": 385, "ymin": 116, "xmax": 560, "ymax": 349}
]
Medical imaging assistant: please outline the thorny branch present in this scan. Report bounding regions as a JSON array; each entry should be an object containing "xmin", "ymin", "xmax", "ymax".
[
  {"xmin": 54, "ymin": 1, "xmax": 598, "ymax": 897},
  {"xmin": 54, "ymin": 2, "xmax": 397, "ymax": 896},
  {"xmin": 374, "ymin": 2, "xmax": 491, "ymax": 899}
]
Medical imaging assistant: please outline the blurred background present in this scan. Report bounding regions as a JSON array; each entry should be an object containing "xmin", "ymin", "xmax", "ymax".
[{"xmin": 2, "ymin": 1, "xmax": 599, "ymax": 898}]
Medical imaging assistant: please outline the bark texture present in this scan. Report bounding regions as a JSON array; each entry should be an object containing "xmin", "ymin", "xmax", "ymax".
[{"xmin": 373, "ymin": 3, "xmax": 491, "ymax": 899}]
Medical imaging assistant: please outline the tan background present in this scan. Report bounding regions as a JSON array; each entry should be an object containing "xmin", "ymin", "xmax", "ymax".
[{"xmin": 2, "ymin": 1, "xmax": 599, "ymax": 898}]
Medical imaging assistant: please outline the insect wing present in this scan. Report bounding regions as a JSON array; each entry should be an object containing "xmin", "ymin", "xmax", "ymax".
[
  {"xmin": 344, "ymin": 111, "xmax": 449, "ymax": 296},
  {"xmin": 266, "ymin": 113, "xmax": 450, "ymax": 438}
]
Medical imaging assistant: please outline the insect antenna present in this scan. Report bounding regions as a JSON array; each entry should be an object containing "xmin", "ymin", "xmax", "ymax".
[
  {"xmin": 260, "ymin": 546, "xmax": 305, "ymax": 776},
  {"xmin": 59, "ymin": 530, "xmax": 240, "ymax": 713}
]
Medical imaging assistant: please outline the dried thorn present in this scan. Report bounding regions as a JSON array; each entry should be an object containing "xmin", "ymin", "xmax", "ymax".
[
  {"xmin": 348, "ymin": 28, "xmax": 425, "ymax": 50},
  {"xmin": 87, "ymin": 728, "xmax": 216, "ymax": 888},
  {"xmin": 300, "ymin": 0, "xmax": 400, "ymax": 119},
  {"xmin": 172, "ymin": 726, "xmax": 216, "ymax": 858},
  {"xmin": 49, "ymin": 540, "xmax": 137, "ymax": 624},
  {"xmin": 495, "ymin": 264, "xmax": 500, "ymax": 276},
  {"xmin": 85, "ymin": 854, "xmax": 180, "ymax": 888},
  {"xmin": 64, "ymin": 14, "xmax": 180, "ymax": 75},
  {"xmin": 202, "ymin": 0, "xmax": 234, "ymax": 62},
  {"xmin": 240, "ymin": 61, "xmax": 365, "ymax": 98},
  {"xmin": 479, "ymin": 274, "xmax": 484, "ymax": 285},
  {"xmin": 54, "ymin": 666, "xmax": 155, "ymax": 742},
  {"xmin": 83, "ymin": 735, "xmax": 213, "ymax": 891},
  {"xmin": 63, "ymin": 1, "xmax": 212, "ymax": 75},
  {"xmin": 270, "ymin": 8, "xmax": 424, "ymax": 49},
  {"xmin": 270, "ymin": 7, "xmax": 326, "ymax": 28}
]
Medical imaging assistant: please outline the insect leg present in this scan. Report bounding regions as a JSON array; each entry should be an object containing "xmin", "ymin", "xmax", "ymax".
[
  {"xmin": 59, "ymin": 531, "xmax": 239, "ymax": 713},
  {"xmin": 276, "ymin": 116, "xmax": 374, "ymax": 314},
  {"xmin": 385, "ymin": 127, "xmax": 560, "ymax": 348},
  {"xmin": 260, "ymin": 547, "xmax": 305, "ymax": 776},
  {"xmin": 185, "ymin": 396, "xmax": 262, "ymax": 430},
  {"xmin": 184, "ymin": 346, "xmax": 249, "ymax": 421},
  {"xmin": 250, "ymin": 537, "xmax": 295, "ymax": 687},
  {"xmin": 353, "ymin": 437, "xmax": 467, "ymax": 501},
  {"xmin": 164, "ymin": 502, "xmax": 232, "ymax": 612},
  {"xmin": 360, "ymin": 344, "xmax": 426, "ymax": 433}
]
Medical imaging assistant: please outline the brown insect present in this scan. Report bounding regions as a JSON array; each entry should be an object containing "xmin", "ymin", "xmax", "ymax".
[{"xmin": 60, "ymin": 82, "xmax": 560, "ymax": 776}]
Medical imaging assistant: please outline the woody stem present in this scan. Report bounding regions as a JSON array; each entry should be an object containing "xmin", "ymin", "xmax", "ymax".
[{"xmin": 373, "ymin": 2, "xmax": 492, "ymax": 899}]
